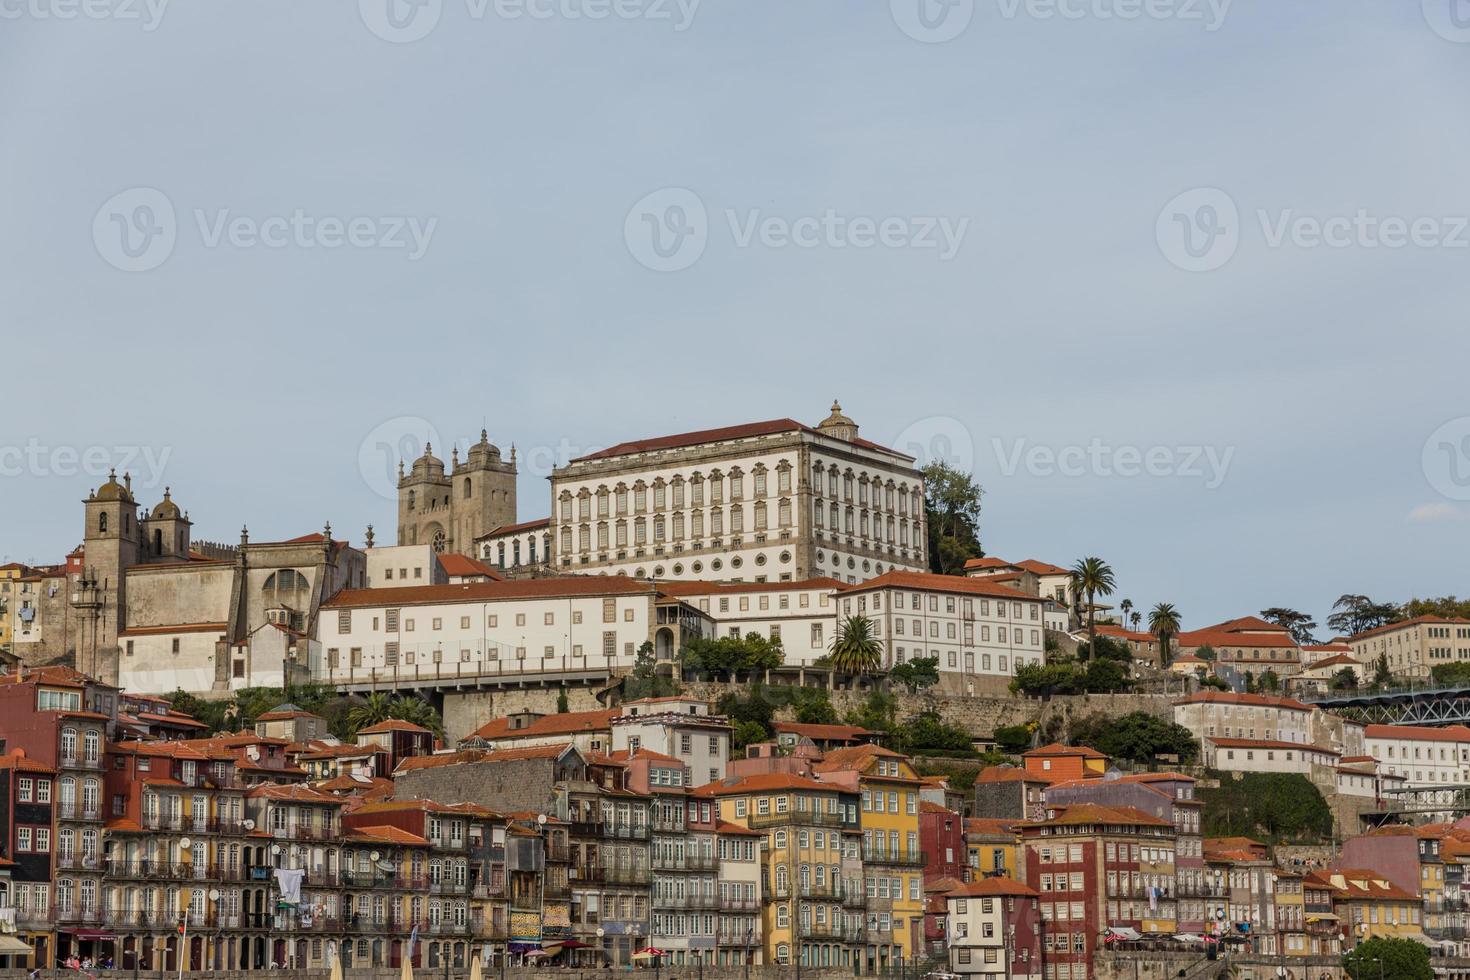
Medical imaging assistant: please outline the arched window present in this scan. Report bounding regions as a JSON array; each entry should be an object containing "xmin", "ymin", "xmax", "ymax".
[
  {"xmin": 98, "ymin": 513, "xmax": 108, "ymax": 534},
  {"xmin": 463, "ymin": 478, "xmax": 472, "ymax": 499},
  {"xmin": 407, "ymin": 490, "xmax": 416, "ymax": 512},
  {"xmin": 60, "ymin": 728, "xmax": 78, "ymax": 763}
]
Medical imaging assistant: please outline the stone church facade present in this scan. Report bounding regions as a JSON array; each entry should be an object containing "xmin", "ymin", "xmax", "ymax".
[{"xmin": 395, "ymin": 430, "xmax": 517, "ymax": 555}]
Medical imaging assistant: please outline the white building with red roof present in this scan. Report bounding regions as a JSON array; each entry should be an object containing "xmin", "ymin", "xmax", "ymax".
[
  {"xmin": 546, "ymin": 401, "xmax": 927, "ymax": 585},
  {"xmin": 1348, "ymin": 616, "xmax": 1470, "ymax": 680},
  {"xmin": 835, "ymin": 570, "xmax": 1048, "ymax": 695}
]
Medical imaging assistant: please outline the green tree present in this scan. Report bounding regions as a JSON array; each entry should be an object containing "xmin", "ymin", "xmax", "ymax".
[
  {"xmin": 1344, "ymin": 938, "xmax": 1432, "ymax": 980},
  {"xmin": 1373, "ymin": 653, "xmax": 1392, "ymax": 687},
  {"xmin": 625, "ymin": 641, "xmax": 679, "ymax": 700},
  {"xmin": 1198, "ymin": 772, "xmax": 1333, "ymax": 842},
  {"xmin": 681, "ymin": 633, "xmax": 784, "ymax": 680},
  {"xmin": 889, "ymin": 655, "xmax": 940, "ymax": 693},
  {"xmin": 1326, "ymin": 594, "xmax": 1400, "ymax": 638},
  {"xmin": 1148, "ymin": 602, "xmax": 1182, "ymax": 667},
  {"xmin": 1069, "ymin": 712, "xmax": 1199, "ymax": 765},
  {"xmin": 792, "ymin": 688, "xmax": 838, "ymax": 725},
  {"xmin": 1402, "ymin": 596, "xmax": 1470, "ymax": 621},
  {"xmin": 1258, "ymin": 669, "xmax": 1280, "ymax": 692},
  {"xmin": 1071, "ymin": 557, "xmax": 1116, "ymax": 661},
  {"xmin": 1430, "ymin": 662, "xmax": 1470, "ymax": 688},
  {"xmin": 1195, "ymin": 645, "xmax": 1217, "ymax": 662},
  {"xmin": 167, "ymin": 689, "xmax": 230, "ymax": 733},
  {"xmin": 1119, "ymin": 598, "xmax": 1133, "ymax": 628},
  {"xmin": 1330, "ymin": 667, "xmax": 1360, "ymax": 691},
  {"xmin": 893, "ymin": 709, "xmax": 975, "ymax": 758},
  {"xmin": 731, "ymin": 720, "xmax": 769, "ymax": 751},
  {"xmin": 556, "ymin": 690, "xmax": 570, "ymax": 714},
  {"xmin": 1129, "ymin": 611, "xmax": 1142, "ymax": 631},
  {"xmin": 923, "ymin": 461, "xmax": 984, "ymax": 575},
  {"xmin": 1259, "ymin": 607, "xmax": 1320, "ymax": 645},
  {"xmin": 828, "ymin": 616, "xmax": 882, "ymax": 676},
  {"xmin": 992, "ymin": 724, "xmax": 1033, "ymax": 755},
  {"xmin": 717, "ymin": 685, "xmax": 778, "ymax": 741}
]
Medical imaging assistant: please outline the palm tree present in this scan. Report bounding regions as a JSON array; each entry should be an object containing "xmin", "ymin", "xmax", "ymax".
[
  {"xmin": 347, "ymin": 692, "xmax": 392, "ymax": 733},
  {"xmin": 1071, "ymin": 557, "xmax": 1116, "ymax": 661},
  {"xmin": 1130, "ymin": 611, "xmax": 1142, "ymax": 632},
  {"xmin": 1120, "ymin": 599, "xmax": 1133, "ymax": 628},
  {"xmin": 829, "ymin": 616, "xmax": 883, "ymax": 676},
  {"xmin": 1149, "ymin": 602, "xmax": 1182, "ymax": 667}
]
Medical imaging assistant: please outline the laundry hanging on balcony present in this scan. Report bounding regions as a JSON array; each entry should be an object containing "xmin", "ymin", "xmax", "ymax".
[{"xmin": 274, "ymin": 867, "xmax": 305, "ymax": 905}]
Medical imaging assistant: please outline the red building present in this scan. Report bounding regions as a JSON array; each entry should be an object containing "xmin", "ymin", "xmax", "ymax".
[{"xmin": 920, "ymin": 802, "xmax": 967, "ymax": 884}]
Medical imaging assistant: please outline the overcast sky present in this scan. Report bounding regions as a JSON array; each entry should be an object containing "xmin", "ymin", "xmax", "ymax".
[{"xmin": 3, "ymin": 0, "xmax": 1468, "ymax": 635}]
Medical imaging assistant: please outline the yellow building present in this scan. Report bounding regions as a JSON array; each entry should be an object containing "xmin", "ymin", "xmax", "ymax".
[
  {"xmin": 1307, "ymin": 869, "xmax": 1424, "ymax": 944},
  {"xmin": 964, "ymin": 818, "xmax": 1020, "ymax": 881},
  {"xmin": 0, "ymin": 563, "xmax": 32, "ymax": 656},
  {"xmin": 813, "ymin": 745, "xmax": 926, "ymax": 971},
  {"xmin": 698, "ymin": 773, "xmax": 865, "ymax": 972}
]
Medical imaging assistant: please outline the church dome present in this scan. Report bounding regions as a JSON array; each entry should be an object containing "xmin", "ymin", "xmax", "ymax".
[
  {"xmin": 816, "ymin": 400, "xmax": 859, "ymax": 442},
  {"xmin": 92, "ymin": 469, "xmax": 134, "ymax": 503},
  {"xmin": 150, "ymin": 488, "xmax": 182, "ymax": 520},
  {"xmin": 410, "ymin": 443, "xmax": 446, "ymax": 479},
  {"xmin": 466, "ymin": 429, "xmax": 503, "ymax": 466}
]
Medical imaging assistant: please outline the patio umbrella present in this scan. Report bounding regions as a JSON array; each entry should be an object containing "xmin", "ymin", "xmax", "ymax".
[
  {"xmin": 330, "ymin": 951, "xmax": 344, "ymax": 980},
  {"xmin": 401, "ymin": 955, "xmax": 414, "ymax": 980},
  {"xmin": 468, "ymin": 952, "xmax": 483, "ymax": 980}
]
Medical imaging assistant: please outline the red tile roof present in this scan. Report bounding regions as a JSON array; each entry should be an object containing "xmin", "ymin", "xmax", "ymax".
[
  {"xmin": 1032, "ymin": 803, "xmax": 1172, "ymax": 828},
  {"xmin": 1173, "ymin": 691, "xmax": 1312, "ymax": 712},
  {"xmin": 482, "ymin": 518, "xmax": 552, "ymax": 537},
  {"xmin": 1023, "ymin": 743, "xmax": 1106, "ymax": 759},
  {"xmin": 975, "ymin": 765, "xmax": 1050, "ymax": 785},
  {"xmin": 1351, "ymin": 615, "xmax": 1470, "ymax": 642},
  {"xmin": 357, "ymin": 719, "xmax": 432, "ymax": 735},
  {"xmin": 474, "ymin": 709, "xmax": 616, "ymax": 741},
  {"xmin": 343, "ymin": 824, "xmax": 430, "ymax": 847},
  {"xmin": 437, "ymin": 554, "xmax": 503, "ymax": 580},
  {"xmin": 771, "ymin": 722, "xmax": 875, "ymax": 741},
  {"xmin": 570, "ymin": 418, "xmax": 912, "ymax": 463},
  {"xmin": 656, "ymin": 577, "xmax": 846, "ymax": 598},
  {"xmin": 699, "ymin": 772, "xmax": 847, "ymax": 796},
  {"xmin": 323, "ymin": 577, "xmax": 655, "ymax": 609},
  {"xmin": 945, "ymin": 877, "xmax": 1038, "ymax": 898},
  {"xmin": 393, "ymin": 743, "xmax": 575, "ymax": 773},
  {"xmin": 1366, "ymin": 724, "xmax": 1470, "ymax": 742},
  {"xmin": 839, "ymin": 570, "xmax": 1040, "ymax": 602}
]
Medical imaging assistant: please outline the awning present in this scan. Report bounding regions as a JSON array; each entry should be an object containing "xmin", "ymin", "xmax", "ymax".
[
  {"xmin": 0, "ymin": 936, "xmax": 32, "ymax": 954},
  {"xmin": 1173, "ymin": 934, "xmax": 1205, "ymax": 943},
  {"xmin": 1306, "ymin": 914, "xmax": 1339, "ymax": 923},
  {"xmin": 66, "ymin": 930, "xmax": 117, "ymax": 941},
  {"xmin": 1106, "ymin": 928, "xmax": 1142, "ymax": 941}
]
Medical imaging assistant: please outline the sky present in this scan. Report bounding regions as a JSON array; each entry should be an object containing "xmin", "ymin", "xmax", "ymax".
[{"xmin": 2, "ymin": 0, "xmax": 1468, "ymax": 636}]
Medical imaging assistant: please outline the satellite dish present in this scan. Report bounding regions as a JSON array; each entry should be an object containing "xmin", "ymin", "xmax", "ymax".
[
  {"xmin": 271, "ymin": 844, "xmax": 282, "ymax": 855},
  {"xmin": 242, "ymin": 819, "xmax": 256, "ymax": 830},
  {"xmin": 208, "ymin": 890, "xmax": 221, "ymax": 902},
  {"xmin": 179, "ymin": 837, "xmax": 192, "ymax": 850},
  {"xmin": 370, "ymin": 850, "xmax": 381, "ymax": 862},
  {"xmin": 537, "ymin": 814, "xmax": 547, "ymax": 825}
]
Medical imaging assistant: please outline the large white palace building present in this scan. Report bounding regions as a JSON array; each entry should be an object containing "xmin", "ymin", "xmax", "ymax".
[{"xmin": 542, "ymin": 402, "xmax": 928, "ymax": 585}]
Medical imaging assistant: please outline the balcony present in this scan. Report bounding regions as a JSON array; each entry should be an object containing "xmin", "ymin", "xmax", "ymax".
[
  {"xmin": 60, "ymin": 755, "xmax": 104, "ymax": 771},
  {"xmin": 544, "ymin": 879, "xmax": 571, "ymax": 899},
  {"xmin": 568, "ymin": 820, "xmax": 605, "ymax": 838},
  {"xmin": 430, "ymin": 878, "xmax": 470, "ymax": 896},
  {"xmin": 605, "ymin": 824, "xmax": 651, "ymax": 841},
  {"xmin": 749, "ymin": 809, "xmax": 849, "ymax": 830},
  {"xmin": 545, "ymin": 843, "xmax": 571, "ymax": 863},
  {"xmin": 55, "ymin": 853, "xmax": 103, "ymax": 872},
  {"xmin": 652, "ymin": 853, "xmax": 718, "ymax": 873},
  {"xmin": 604, "ymin": 865, "xmax": 652, "ymax": 886},
  {"xmin": 654, "ymin": 891, "xmax": 720, "ymax": 910},
  {"xmin": 862, "ymin": 847, "xmax": 926, "ymax": 867},
  {"xmin": 56, "ymin": 804, "xmax": 104, "ymax": 822},
  {"xmin": 54, "ymin": 906, "xmax": 103, "ymax": 925},
  {"xmin": 720, "ymin": 896, "xmax": 760, "ymax": 912},
  {"xmin": 570, "ymin": 865, "xmax": 605, "ymax": 883},
  {"xmin": 797, "ymin": 921, "xmax": 863, "ymax": 942}
]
